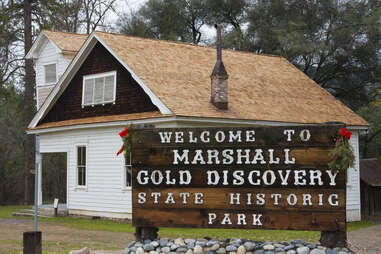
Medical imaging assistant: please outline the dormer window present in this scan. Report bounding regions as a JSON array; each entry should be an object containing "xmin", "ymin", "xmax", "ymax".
[
  {"xmin": 44, "ymin": 63, "xmax": 57, "ymax": 84},
  {"xmin": 82, "ymin": 71, "xmax": 116, "ymax": 107}
]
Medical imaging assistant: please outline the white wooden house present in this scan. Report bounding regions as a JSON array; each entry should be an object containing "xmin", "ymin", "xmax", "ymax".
[{"xmin": 26, "ymin": 30, "xmax": 368, "ymax": 221}]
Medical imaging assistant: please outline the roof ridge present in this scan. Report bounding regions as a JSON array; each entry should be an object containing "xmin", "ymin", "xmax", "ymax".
[{"xmin": 94, "ymin": 30, "xmax": 284, "ymax": 59}]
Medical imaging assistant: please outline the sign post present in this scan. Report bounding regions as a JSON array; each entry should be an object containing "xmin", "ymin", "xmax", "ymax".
[{"xmin": 131, "ymin": 125, "xmax": 346, "ymax": 246}]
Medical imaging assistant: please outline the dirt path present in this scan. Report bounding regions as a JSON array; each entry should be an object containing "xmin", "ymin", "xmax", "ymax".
[
  {"xmin": 348, "ymin": 224, "xmax": 381, "ymax": 254},
  {"xmin": 0, "ymin": 219, "xmax": 133, "ymax": 254}
]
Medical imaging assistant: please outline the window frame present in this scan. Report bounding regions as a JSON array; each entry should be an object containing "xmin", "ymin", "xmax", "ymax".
[
  {"xmin": 122, "ymin": 152, "xmax": 132, "ymax": 190},
  {"xmin": 43, "ymin": 62, "xmax": 58, "ymax": 85},
  {"xmin": 75, "ymin": 144, "xmax": 88, "ymax": 189},
  {"xmin": 81, "ymin": 71, "xmax": 117, "ymax": 107}
]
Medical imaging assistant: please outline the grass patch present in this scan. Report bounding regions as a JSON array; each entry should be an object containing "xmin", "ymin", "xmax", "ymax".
[
  {"xmin": 347, "ymin": 220, "xmax": 375, "ymax": 232},
  {"xmin": 0, "ymin": 206, "xmax": 376, "ymax": 243},
  {"xmin": 0, "ymin": 206, "xmax": 30, "ymax": 219}
]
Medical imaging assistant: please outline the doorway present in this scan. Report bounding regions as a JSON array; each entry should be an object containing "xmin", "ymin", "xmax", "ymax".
[{"xmin": 41, "ymin": 153, "xmax": 67, "ymax": 204}]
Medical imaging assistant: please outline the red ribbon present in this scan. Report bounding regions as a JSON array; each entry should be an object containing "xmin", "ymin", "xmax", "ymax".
[
  {"xmin": 117, "ymin": 144, "xmax": 125, "ymax": 156},
  {"xmin": 340, "ymin": 128, "xmax": 352, "ymax": 140}
]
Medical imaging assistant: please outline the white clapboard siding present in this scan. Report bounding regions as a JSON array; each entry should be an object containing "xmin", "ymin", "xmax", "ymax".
[
  {"xmin": 346, "ymin": 130, "xmax": 361, "ymax": 221},
  {"xmin": 39, "ymin": 126, "xmax": 132, "ymax": 217},
  {"xmin": 34, "ymin": 39, "xmax": 71, "ymax": 109}
]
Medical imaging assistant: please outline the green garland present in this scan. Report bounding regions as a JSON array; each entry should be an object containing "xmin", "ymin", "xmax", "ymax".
[
  {"xmin": 117, "ymin": 125, "xmax": 131, "ymax": 160},
  {"xmin": 328, "ymin": 128, "xmax": 355, "ymax": 173}
]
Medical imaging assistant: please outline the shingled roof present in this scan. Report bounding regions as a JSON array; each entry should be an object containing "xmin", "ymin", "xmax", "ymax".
[
  {"xmin": 42, "ymin": 30, "xmax": 87, "ymax": 53},
  {"xmin": 360, "ymin": 158, "xmax": 381, "ymax": 187},
  {"xmin": 29, "ymin": 30, "xmax": 369, "ymax": 129}
]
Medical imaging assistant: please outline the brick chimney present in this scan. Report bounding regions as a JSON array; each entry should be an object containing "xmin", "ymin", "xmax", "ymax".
[{"xmin": 211, "ymin": 24, "xmax": 228, "ymax": 110}]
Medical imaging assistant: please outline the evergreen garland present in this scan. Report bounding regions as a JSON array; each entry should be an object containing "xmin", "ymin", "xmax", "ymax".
[
  {"xmin": 117, "ymin": 125, "xmax": 131, "ymax": 158},
  {"xmin": 328, "ymin": 128, "xmax": 355, "ymax": 173}
]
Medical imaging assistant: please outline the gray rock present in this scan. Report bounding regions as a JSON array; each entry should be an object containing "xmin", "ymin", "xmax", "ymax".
[
  {"xmin": 208, "ymin": 240, "xmax": 219, "ymax": 247},
  {"xmin": 177, "ymin": 248, "xmax": 188, "ymax": 253},
  {"xmin": 136, "ymin": 243, "xmax": 143, "ymax": 248},
  {"xmin": 337, "ymin": 252, "xmax": 348, "ymax": 254},
  {"xmin": 306, "ymin": 245, "xmax": 315, "ymax": 250},
  {"xmin": 253, "ymin": 250, "xmax": 264, "ymax": 254},
  {"xmin": 216, "ymin": 248, "xmax": 226, "ymax": 254},
  {"xmin": 264, "ymin": 251, "xmax": 275, "ymax": 254},
  {"xmin": 226, "ymin": 246, "xmax": 238, "ymax": 252},
  {"xmin": 175, "ymin": 238, "xmax": 185, "ymax": 245},
  {"xmin": 152, "ymin": 241, "xmax": 160, "ymax": 248},
  {"xmin": 211, "ymin": 244, "xmax": 220, "ymax": 251},
  {"xmin": 263, "ymin": 245, "xmax": 275, "ymax": 251},
  {"xmin": 144, "ymin": 244, "xmax": 154, "ymax": 251},
  {"xmin": 171, "ymin": 245, "xmax": 180, "ymax": 251},
  {"xmin": 333, "ymin": 248, "xmax": 340, "ymax": 252},
  {"xmin": 274, "ymin": 248, "xmax": 283, "ymax": 252},
  {"xmin": 309, "ymin": 249, "xmax": 324, "ymax": 254},
  {"xmin": 131, "ymin": 247, "xmax": 137, "ymax": 252},
  {"xmin": 286, "ymin": 251, "xmax": 296, "ymax": 254},
  {"xmin": 128, "ymin": 242, "xmax": 137, "ymax": 248},
  {"xmin": 274, "ymin": 244, "xmax": 285, "ymax": 248},
  {"xmin": 136, "ymin": 247, "xmax": 144, "ymax": 254},
  {"xmin": 169, "ymin": 252, "xmax": 177, "ymax": 254},
  {"xmin": 341, "ymin": 248, "xmax": 349, "ymax": 252},
  {"xmin": 296, "ymin": 247, "xmax": 309, "ymax": 254},
  {"xmin": 196, "ymin": 241, "xmax": 207, "ymax": 247},
  {"xmin": 291, "ymin": 240, "xmax": 305, "ymax": 245},
  {"xmin": 157, "ymin": 248, "xmax": 161, "ymax": 252},
  {"xmin": 162, "ymin": 247, "xmax": 171, "ymax": 253},
  {"xmin": 185, "ymin": 250, "xmax": 193, "ymax": 254},
  {"xmin": 144, "ymin": 240, "xmax": 152, "ymax": 244},
  {"xmin": 204, "ymin": 251, "xmax": 214, "ymax": 254},
  {"xmin": 326, "ymin": 249, "xmax": 337, "ymax": 254},
  {"xmin": 160, "ymin": 239, "xmax": 169, "ymax": 247},
  {"xmin": 185, "ymin": 239, "xmax": 196, "ymax": 245},
  {"xmin": 150, "ymin": 251, "xmax": 159, "ymax": 254},
  {"xmin": 187, "ymin": 243, "xmax": 195, "ymax": 249},
  {"xmin": 244, "ymin": 242, "xmax": 256, "ymax": 251},
  {"xmin": 194, "ymin": 245, "xmax": 203, "ymax": 254},
  {"xmin": 228, "ymin": 252, "xmax": 236, "ymax": 254}
]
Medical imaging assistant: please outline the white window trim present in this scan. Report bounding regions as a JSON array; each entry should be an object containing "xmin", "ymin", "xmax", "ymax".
[
  {"xmin": 43, "ymin": 62, "xmax": 58, "ymax": 86},
  {"xmin": 82, "ymin": 70, "xmax": 117, "ymax": 107},
  {"xmin": 75, "ymin": 143, "xmax": 88, "ymax": 190},
  {"xmin": 122, "ymin": 152, "xmax": 132, "ymax": 191}
]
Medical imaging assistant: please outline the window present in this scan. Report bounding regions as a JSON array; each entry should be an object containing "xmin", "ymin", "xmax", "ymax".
[
  {"xmin": 82, "ymin": 71, "xmax": 116, "ymax": 107},
  {"xmin": 44, "ymin": 64, "xmax": 57, "ymax": 84},
  {"xmin": 124, "ymin": 153, "xmax": 132, "ymax": 187},
  {"xmin": 77, "ymin": 146, "xmax": 86, "ymax": 186}
]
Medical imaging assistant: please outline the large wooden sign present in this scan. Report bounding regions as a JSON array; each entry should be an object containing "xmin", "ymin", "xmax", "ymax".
[{"xmin": 131, "ymin": 125, "xmax": 346, "ymax": 231}]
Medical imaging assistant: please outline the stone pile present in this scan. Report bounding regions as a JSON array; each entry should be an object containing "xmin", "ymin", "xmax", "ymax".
[{"xmin": 121, "ymin": 238, "xmax": 353, "ymax": 254}]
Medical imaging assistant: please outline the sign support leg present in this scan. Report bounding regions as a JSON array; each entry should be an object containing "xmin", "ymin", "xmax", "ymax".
[
  {"xmin": 320, "ymin": 230, "xmax": 347, "ymax": 248},
  {"xmin": 135, "ymin": 227, "xmax": 158, "ymax": 241}
]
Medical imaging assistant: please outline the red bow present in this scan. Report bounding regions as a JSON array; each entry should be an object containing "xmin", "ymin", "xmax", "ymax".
[
  {"xmin": 119, "ymin": 128, "xmax": 129, "ymax": 138},
  {"xmin": 340, "ymin": 128, "xmax": 352, "ymax": 140}
]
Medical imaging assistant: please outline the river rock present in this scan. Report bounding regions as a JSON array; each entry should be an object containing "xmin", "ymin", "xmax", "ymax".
[
  {"xmin": 263, "ymin": 245, "xmax": 274, "ymax": 251},
  {"xmin": 194, "ymin": 245, "xmax": 203, "ymax": 254},
  {"xmin": 162, "ymin": 247, "xmax": 171, "ymax": 253},
  {"xmin": 237, "ymin": 245, "xmax": 246, "ymax": 254},
  {"xmin": 296, "ymin": 246, "xmax": 309, "ymax": 254},
  {"xmin": 136, "ymin": 247, "xmax": 144, "ymax": 254},
  {"xmin": 226, "ymin": 245, "xmax": 238, "ymax": 252},
  {"xmin": 175, "ymin": 238, "xmax": 185, "ymax": 245},
  {"xmin": 216, "ymin": 248, "xmax": 226, "ymax": 254},
  {"xmin": 243, "ymin": 242, "xmax": 255, "ymax": 251}
]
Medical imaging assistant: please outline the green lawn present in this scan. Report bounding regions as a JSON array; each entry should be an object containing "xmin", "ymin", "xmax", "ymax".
[{"xmin": 0, "ymin": 206, "xmax": 375, "ymax": 243}]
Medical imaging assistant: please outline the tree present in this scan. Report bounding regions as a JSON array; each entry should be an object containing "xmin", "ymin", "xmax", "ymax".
[
  {"xmin": 120, "ymin": 0, "xmax": 211, "ymax": 44},
  {"xmin": 23, "ymin": 0, "xmax": 36, "ymax": 205},
  {"xmin": 247, "ymin": 0, "xmax": 381, "ymax": 110},
  {"xmin": 358, "ymin": 102, "xmax": 381, "ymax": 158}
]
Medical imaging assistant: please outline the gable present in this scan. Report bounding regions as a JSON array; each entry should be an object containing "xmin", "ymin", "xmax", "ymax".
[{"xmin": 40, "ymin": 42, "xmax": 158, "ymax": 124}]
